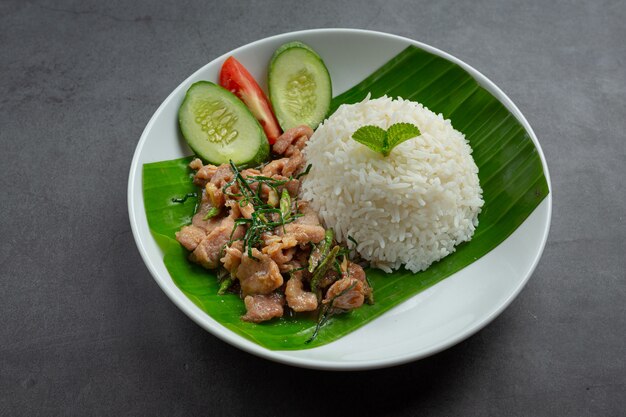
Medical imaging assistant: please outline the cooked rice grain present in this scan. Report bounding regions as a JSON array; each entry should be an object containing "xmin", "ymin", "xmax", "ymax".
[{"xmin": 301, "ymin": 95, "xmax": 484, "ymax": 273}]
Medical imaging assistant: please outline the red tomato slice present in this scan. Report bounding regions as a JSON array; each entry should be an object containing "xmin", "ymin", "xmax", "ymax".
[{"xmin": 219, "ymin": 56, "xmax": 282, "ymax": 144}]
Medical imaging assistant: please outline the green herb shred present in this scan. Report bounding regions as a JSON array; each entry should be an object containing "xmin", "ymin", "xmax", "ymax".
[
  {"xmin": 171, "ymin": 192, "xmax": 197, "ymax": 203},
  {"xmin": 202, "ymin": 206, "xmax": 221, "ymax": 220},
  {"xmin": 224, "ymin": 160, "xmax": 300, "ymax": 259}
]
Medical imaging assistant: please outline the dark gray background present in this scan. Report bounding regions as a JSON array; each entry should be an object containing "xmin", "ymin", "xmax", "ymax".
[{"xmin": 1, "ymin": 0, "xmax": 624, "ymax": 416}]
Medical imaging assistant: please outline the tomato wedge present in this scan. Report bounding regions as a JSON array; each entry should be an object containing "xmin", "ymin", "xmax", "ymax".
[{"xmin": 219, "ymin": 56, "xmax": 282, "ymax": 144}]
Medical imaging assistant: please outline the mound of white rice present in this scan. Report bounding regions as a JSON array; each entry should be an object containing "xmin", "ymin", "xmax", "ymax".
[{"xmin": 300, "ymin": 95, "xmax": 484, "ymax": 273}]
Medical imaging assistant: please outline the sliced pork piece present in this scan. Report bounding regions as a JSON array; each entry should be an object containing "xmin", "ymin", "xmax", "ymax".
[
  {"xmin": 225, "ymin": 199, "xmax": 242, "ymax": 219},
  {"xmin": 262, "ymin": 234, "xmax": 298, "ymax": 271},
  {"xmin": 241, "ymin": 293, "xmax": 285, "ymax": 323},
  {"xmin": 283, "ymin": 223, "xmax": 325, "ymax": 245},
  {"xmin": 191, "ymin": 210, "xmax": 224, "ymax": 233},
  {"xmin": 190, "ymin": 213, "xmax": 244, "ymax": 269},
  {"xmin": 206, "ymin": 164, "xmax": 235, "ymax": 204},
  {"xmin": 261, "ymin": 149, "xmax": 305, "ymax": 178},
  {"xmin": 295, "ymin": 201, "xmax": 322, "ymax": 226},
  {"xmin": 189, "ymin": 158, "xmax": 204, "ymax": 171},
  {"xmin": 284, "ymin": 149, "xmax": 305, "ymax": 177},
  {"xmin": 317, "ymin": 269, "xmax": 340, "ymax": 290},
  {"xmin": 319, "ymin": 261, "xmax": 370, "ymax": 298},
  {"xmin": 204, "ymin": 182, "xmax": 225, "ymax": 209},
  {"xmin": 239, "ymin": 201, "xmax": 255, "ymax": 219},
  {"xmin": 278, "ymin": 201, "xmax": 325, "ymax": 244},
  {"xmin": 262, "ymin": 158, "xmax": 290, "ymax": 177},
  {"xmin": 277, "ymin": 250, "xmax": 297, "ymax": 273},
  {"xmin": 191, "ymin": 190, "xmax": 224, "ymax": 232},
  {"xmin": 220, "ymin": 240, "xmax": 243, "ymax": 275},
  {"xmin": 285, "ymin": 273, "xmax": 318, "ymax": 312},
  {"xmin": 273, "ymin": 125, "xmax": 314, "ymax": 157},
  {"xmin": 225, "ymin": 199, "xmax": 254, "ymax": 220},
  {"xmin": 344, "ymin": 262, "xmax": 372, "ymax": 300},
  {"xmin": 254, "ymin": 171, "xmax": 300, "ymax": 201},
  {"xmin": 175, "ymin": 225, "xmax": 207, "ymax": 251},
  {"xmin": 236, "ymin": 248, "xmax": 284, "ymax": 296},
  {"xmin": 323, "ymin": 277, "xmax": 365, "ymax": 311},
  {"xmin": 210, "ymin": 164, "xmax": 234, "ymax": 188},
  {"xmin": 190, "ymin": 159, "xmax": 218, "ymax": 187},
  {"xmin": 280, "ymin": 260, "xmax": 304, "ymax": 274},
  {"xmin": 284, "ymin": 178, "xmax": 300, "ymax": 197},
  {"xmin": 241, "ymin": 168, "xmax": 261, "ymax": 178}
]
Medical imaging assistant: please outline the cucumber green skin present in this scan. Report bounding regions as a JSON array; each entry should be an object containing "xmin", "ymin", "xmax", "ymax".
[
  {"xmin": 178, "ymin": 81, "xmax": 269, "ymax": 168},
  {"xmin": 268, "ymin": 41, "xmax": 332, "ymax": 131}
]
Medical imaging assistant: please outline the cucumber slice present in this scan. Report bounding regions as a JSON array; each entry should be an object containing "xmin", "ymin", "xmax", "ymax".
[
  {"xmin": 269, "ymin": 41, "xmax": 332, "ymax": 130},
  {"xmin": 178, "ymin": 81, "xmax": 269, "ymax": 167}
]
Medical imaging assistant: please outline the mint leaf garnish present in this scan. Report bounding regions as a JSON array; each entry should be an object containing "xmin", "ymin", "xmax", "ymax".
[
  {"xmin": 386, "ymin": 123, "xmax": 421, "ymax": 152},
  {"xmin": 351, "ymin": 125, "xmax": 386, "ymax": 154},
  {"xmin": 351, "ymin": 123, "xmax": 421, "ymax": 156}
]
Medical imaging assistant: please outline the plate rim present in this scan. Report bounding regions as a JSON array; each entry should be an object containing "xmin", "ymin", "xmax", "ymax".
[{"xmin": 127, "ymin": 28, "xmax": 552, "ymax": 370}]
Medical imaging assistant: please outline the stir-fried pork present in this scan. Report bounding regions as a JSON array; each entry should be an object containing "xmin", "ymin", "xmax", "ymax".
[
  {"xmin": 190, "ymin": 191, "xmax": 223, "ymax": 231},
  {"xmin": 283, "ymin": 223, "xmax": 325, "ymax": 245},
  {"xmin": 279, "ymin": 202, "xmax": 325, "ymax": 244},
  {"xmin": 236, "ymin": 249, "xmax": 284, "ymax": 296},
  {"xmin": 261, "ymin": 149, "xmax": 305, "ymax": 178},
  {"xmin": 345, "ymin": 262, "xmax": 372, "ymax": 300},
  {"xmin": 189, "ymin": 211, "xmax": 244, "ymax": 269},
  {"xmin": 261, "ymin": 234, "xmax": 298, "ymax": 272},
  {"xmin": 322, "ymin": 262, "xmax": 371, "ymax": 311},
  {"xmin": 285, "ymin": 272, "xmax": 318, "ymax": 312},
  {"xmin": 220, "ymin": 240, "xmax": 243, "ymax": 275},
  {"xmin": 242, "ymin": 293, "xmax": 285, "ymax": 323},
  {"xmin": 175, "ymin": 225, "xmax": 206, "ymax": 252},
  {"xmin": 190, "ymin": 158, "xmax": 216, "ymax": 187},
  {"xmin": 323, "ymin": 277, "xmax": 365, "ymax": 311},
  {"xmin": 273, "ymin": 125, "xmax": 314, "ymax": 156},
  {"xmin": 175, "ymin": 126, "xmax": 372, "ymax": 325}
]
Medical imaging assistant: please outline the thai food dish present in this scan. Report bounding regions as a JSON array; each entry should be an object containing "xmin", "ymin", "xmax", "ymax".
[{"xmin": 172, "ymin": 41, "xmax": 483, "ymax": 332}]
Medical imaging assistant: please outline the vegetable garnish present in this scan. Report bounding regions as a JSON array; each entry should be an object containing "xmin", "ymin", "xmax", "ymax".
[
  {"xmin": 171, "ymin": 192, "xmax": 197, "ymax": 203},
  {"xmin": 217, "ymin": 277, "xmax": 234, "ymax": 295},
  {"xmin": 279, "ymin": 189, "xmax": 291, "ymax": 221},
  {"xmin": 202, "ymin": 206, "xmax": 221, "ymax": 220},
  {"xmin": 219, "ymin": 56, "xmax": 282, "ymax": 144},
  {"xmin": 351, "ymin": 122, "xmax": 421, "ymax": 156},
  {"xmin": 310, "ymin": 245, "xmax": 340, "ymax": 295},
  {"xmin": 216, "ymin": 268, "xmax": 234, "ymax": 295},
  {"xmin": 308, "ymin": 229, "xmax": 334, "ymax": 273},
  {"xmin": 305, "ymin": 281, "xmax": 358, "ymax": 344},
  {"xmin": 224, "ymin": 161, "xmax": 301, "ymax": 259},
  {"xmin": 269, "ymin": 41, "xmax": 332, "ymax": 131},
  {"xmin": 178, "ymin": 81, "xmax": 269, "ymax": 167},
  {"xmin": 295, "ymin": 163, "xmax": 312, "ymax": 179}
]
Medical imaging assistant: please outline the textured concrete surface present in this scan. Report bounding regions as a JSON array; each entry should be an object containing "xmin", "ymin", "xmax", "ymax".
[{"xmin": 1, "ymin": 0, "xmax": 624, "ymax": 416}]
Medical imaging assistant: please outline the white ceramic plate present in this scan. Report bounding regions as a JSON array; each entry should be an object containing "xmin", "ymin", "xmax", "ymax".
[{"xmin": 128, "ymin": 29, "xmax": 552, "ymax": 370}]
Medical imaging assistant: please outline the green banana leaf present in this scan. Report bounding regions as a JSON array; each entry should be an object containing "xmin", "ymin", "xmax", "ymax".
[{"xmin": 143, "ymin": 45, "xmax": 549, "ymax": 350}]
